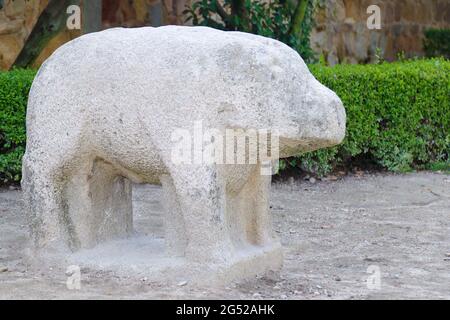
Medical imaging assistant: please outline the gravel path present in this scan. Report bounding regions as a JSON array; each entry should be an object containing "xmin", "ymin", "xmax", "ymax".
[{"xmin": 0, "ymin": 172, "xmax": 449, "ymax": 299}]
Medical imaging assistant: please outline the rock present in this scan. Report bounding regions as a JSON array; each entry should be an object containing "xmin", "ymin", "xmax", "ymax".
[
  {"xmin": 309, "ymin": 177, "xmax": 317, "ymax": 183},
  {"xmin": 177, "ymin": 281, "xmax": 188, "ymax": 287},
  {"xmin": 0, "ymin": 34, "xmax": 22, "ymax": 70},
  {"xmin": 280, "ymin": 294, "xmax": 288, "ymax": 299},
  {"xmin": 354, "ymin": 170, "xmax": 364, "ymax": 176},
  {"xmin": 0, "ymin": 266, "xmax": 8, "ymax": 273},
  {"xmin": 310, "ymin": 0, "xmax": 449, "ymax": 64},
  {"xmin": 252, "ymin": 293, "xmax": 261, "ymax": 298},
  {"xmin": 23, "ymin": 26, "xmax": 345, "ymax": 284},
  {"xmin": 4, "ymin": 0, "xmax": 27, "ymax": 18}
]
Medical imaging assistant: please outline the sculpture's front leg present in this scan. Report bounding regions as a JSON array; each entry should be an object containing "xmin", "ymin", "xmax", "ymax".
[{"xmin": 165, "ymin": 164, "xmax": 234, "ymax": 264}]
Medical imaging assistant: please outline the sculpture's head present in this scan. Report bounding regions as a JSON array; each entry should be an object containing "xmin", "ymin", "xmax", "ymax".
[
  {"xmin": 258, "ymin": 40, "xmax": 346, "ymax": 158},
  {"xmin": 222, "ymin": 32, "xmax": 346, "ymax": 159},
  {"xmin": 272, "ymin": 59, "xmax": 347, "ymax": 158}
]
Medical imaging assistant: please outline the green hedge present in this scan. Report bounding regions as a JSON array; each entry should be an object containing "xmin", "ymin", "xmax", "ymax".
[
  {"xmin": 0, "ymin": 69, "xmax": 36, "ymax": 184},
  {"xmin": 0, "ymin": 60, "xmax": 449, "ymax": 184},
  {"xmin": 291, "ymin": 59, "xmax": 450, "ymax": 175},
  {"xmin": 424, "ymin": 29, "xmax": 450, "ymax": 59}
]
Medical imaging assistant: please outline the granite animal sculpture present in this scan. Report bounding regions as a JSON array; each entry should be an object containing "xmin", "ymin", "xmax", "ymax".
[{"xmin": 22, "ymin": 26, "xmax": 345, "ymax": 282}]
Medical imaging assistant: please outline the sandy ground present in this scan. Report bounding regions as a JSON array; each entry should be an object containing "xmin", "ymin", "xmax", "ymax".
[{"xmin": 0, "ymin": 172, "xmax": 449, "ymax": 300}]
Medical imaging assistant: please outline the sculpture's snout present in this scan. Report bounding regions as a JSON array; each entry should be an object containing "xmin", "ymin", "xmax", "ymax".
[
  {"xmin": 301, "ymin": 77, "xmax": 346, "ymax": 146},
  {"xmin": 277, "ymin": 77, "xmax": 346, "ymax": 158},
  {"xmin": 324, "ymin": 88, "xmax": 346, "ymax": 145}
]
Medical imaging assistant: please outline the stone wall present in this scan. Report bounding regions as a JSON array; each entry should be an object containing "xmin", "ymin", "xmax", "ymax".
[{"xmin": 311, "ymin": 0, "xmax": 450, "ymax": 65}]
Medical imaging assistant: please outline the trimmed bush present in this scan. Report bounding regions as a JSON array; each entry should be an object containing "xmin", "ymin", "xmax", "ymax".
[
  {"xmin": 0, "ymin": 69, "xmax": 36, "ymax": 184},
  {"xmin": 424, "ymin": 29, "xmax": 450, "ymax": 59},
  {"xmin": 289, "ymin": 59, "xmax": 450, "ymax": 176}
]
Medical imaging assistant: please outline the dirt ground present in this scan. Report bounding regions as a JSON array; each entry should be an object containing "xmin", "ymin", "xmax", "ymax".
[{"xmin": 0, "ymin": 172, "xmax": 449, "ymax": 299}]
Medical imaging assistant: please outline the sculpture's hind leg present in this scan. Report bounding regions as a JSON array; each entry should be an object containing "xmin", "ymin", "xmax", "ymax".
[
  {"xmin": 63, "ymin": 158, "xmax": 133, "ymax": 250},
  {"xmin": 23, "ymin": 149, "xmax": 133, "ymax": 252},
  {"xmin": 22, "ymin": 155, "xmax": 71, "ymax": 250}
]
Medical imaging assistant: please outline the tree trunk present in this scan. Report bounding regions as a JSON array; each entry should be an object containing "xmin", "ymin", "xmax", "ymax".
[
  {"xmin": 230, "ymin": 0, "xmax": 249, "ymax": 31},
  {"xmin": 289, "ymin": 0, "xmax": 309, "ymax": 37},
  {"xmin": 82, "ymin": 0, "xmax": 102, "ymax": 34},
  {"xmin": 13, "ymin": 0, "xmax": 76, "ymax": 68}
]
